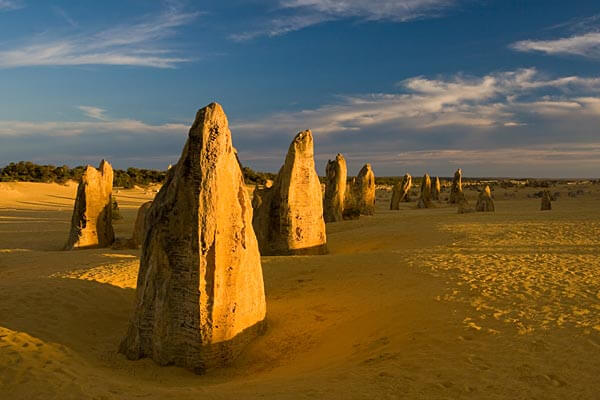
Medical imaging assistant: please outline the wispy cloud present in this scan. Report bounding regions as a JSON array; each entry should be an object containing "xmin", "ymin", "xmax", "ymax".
[
  {"xmin": 0, "ymin": 106, "xmax": 188, "ymax": 137},
  {"xmin": 511, "ymin": 32, "xmax": 600, "ymax": 59},
  {"xmin": 280, "ymin": 0, "xmax": 455, "ymax": 20},
  {"xmin": 2, "ymin": 70, "xmax": 600, "ymax": 176},
  {"xmin": 52, "ymin": 6, "xmax": 78, "ymax": 28},
  {"xmin": 77, "ymin": 106, "xmax": 107, "ymax": 120},
  {"xmin": 238, "ymin": 143, "xmax": 600, "ymax": 178},
  {"xmin": 0, "ymin": 5, "xmax": 199, "ymax": 68},
  {"xmin": 0, "ymin": 106, "xmax": 190, "ymax": 169},
  {"xmin": 0, "ymin": 0, "xmax": 22, "ymax": 11},
  {"xmin": 380, "ymin": 144, "xmax": 600, "ymax": 167},
  {"xmin": 545, "ymin": 14, "xmax": 600, "ymax": 34},
  {"xmin": 0, "ymin": 119, "xmax": 188, "ymax": 137},
  {"xmin": 231, "ymin": 0, "xmax": 456, "ymax": 41},
  {"xmin": 229, "ymin": 68, "xmax": 600, "ymax": 176},
  {"xmin": 230, "ymin": 13, "xmax": 330, "ymax": 41},
  {"xmin": 233, "ymin": 68, "xmax": 600, "ymax": 136}
]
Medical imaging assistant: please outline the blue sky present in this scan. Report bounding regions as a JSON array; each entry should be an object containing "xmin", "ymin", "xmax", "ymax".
[{"xmin": 1, "ymin": 0, "xmax": 600, "ymax": 177}]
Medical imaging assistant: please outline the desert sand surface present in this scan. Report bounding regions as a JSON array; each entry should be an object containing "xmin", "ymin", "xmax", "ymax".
[{"xmin": 1, "ymin": 181, "xmax": 599, "ymax": 399}]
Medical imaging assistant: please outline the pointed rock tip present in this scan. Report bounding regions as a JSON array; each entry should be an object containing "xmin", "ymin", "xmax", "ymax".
[
  {"xmin": 293, "ymin": 129, "xmax": 313, "ymax": 142},
  {"xmin": 99, "ymin": 159, "xmax": 112, "ymax": 172},
  {"xmin": 205, "ymin": 101, "xmax": 223, "ymax": 112},
  {"xmin": 189, "ymin": 102, "xmax": 230, "ymax": 141},
  {"xmin": 194, "ymin": 102, "xmax": 227, "ymax": 124},
  {"xmin": 289, "ymin": 129, "xmax": 314, "ymax": 154}
]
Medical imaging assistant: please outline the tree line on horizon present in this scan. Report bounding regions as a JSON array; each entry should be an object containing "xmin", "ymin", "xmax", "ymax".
[
  {"xmin": 0, "ymin": 161, "xmax": 277, "ymax": 188},
  {"xmin": 1, "ymin": 161, "xmax": 590, "ymax": 188},
  {"xmin": 0, "ymin": 161, "xmax": 415, "ymax": 187}
]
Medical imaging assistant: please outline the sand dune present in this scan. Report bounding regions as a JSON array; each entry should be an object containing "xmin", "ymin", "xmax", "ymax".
[{"xmin": 1, "ymin": 182, "xmax": 599, "ymax": 399}]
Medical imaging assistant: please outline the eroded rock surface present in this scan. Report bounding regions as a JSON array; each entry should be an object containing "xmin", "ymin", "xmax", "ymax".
[
  {"xmin": 342, "ymin": 178, "xmax": 360, "ymax": 220},
  {"xmin": 119, "ymin": 103, "xmax": 266, "ymax": 373},
  {"xmin": 252, "ymin": 130, "xmax": 327, "ymax": 255},
  {"xmin": 476, "ymin": 185, "xmax": 495, "ymax": 212},
  {"xmin": 390, "ymin": 173, "xmax": 412, "ymax": 210},
  {"xmin": 432, "ymin": 176, "xmax": 441, "ymax": 201},
  {"xmin": 130, "ymin": 201, "xmax": 152, "ymax": 248},
  {"xmin": 417, "ymin": 174, "xmax": 433, "ymax": 209},
  {"xmin": 448, "ymin": 168, "xmax": 466, "ymax": 204},
  {"xmin": 323, "ymin": 154, "xmax": 347, "ymax": 223},
  {"xmin": 354, "ymin": 164, "xmax": 375, "ymax": 215},
  {"xmin": 65, "ymin": 160, "xmax": 115, "ymax": 250},
  {"xmin": 541, "ymin": 190, "xmax": 552, "ymax": 211}
]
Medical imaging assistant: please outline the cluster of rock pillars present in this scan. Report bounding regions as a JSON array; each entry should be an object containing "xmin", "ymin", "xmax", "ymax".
[{"xmin": 63, "ymin": 102, "xmax": 554, "ymax": 373}]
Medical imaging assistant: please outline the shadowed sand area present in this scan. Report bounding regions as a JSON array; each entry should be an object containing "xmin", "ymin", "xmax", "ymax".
[{"xmin": 1, "ymin": 182, "xmax": 599, "ymax": 399}]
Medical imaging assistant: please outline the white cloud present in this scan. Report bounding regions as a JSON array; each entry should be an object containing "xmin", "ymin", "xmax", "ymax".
[
  {"xmin": 231, "ymin": 68, "xmax": 600, "ymax": 177},
  {"xmin": 280, "ymin": 0, "xmax": 454, "ymax": 21},
  {"xmin": 52, "ymin": 6, "xmax": 78, "ymax": 28},
  {"xmin": 77, "ymin": 106, "xmax": 107, "ymax": 120},
  {"xmin": 239, "ymin": 143, "xmax": 600, "ymax": 178},
  {"xmin": 319, "ymin": 143, "xmax": 600, "ymax": 176},
  {"xmin": 3, "ymin": 68, "xmax": 600, "ymax": 177},
  {"xmin": 230, "ymin": 13, "xmax": 330, "ymax": 41},
  {"xmin": 232, "ymin": 0, "xmax": 455, "ymax": 40},
  {"xmin": 387, "ymin": 144, "xmax": 600, "ymax": 166},
  {"xmin": 0, "ymin": 6, "xmax": 198, "ymax": 68},
  {"xmin": 511, "ymin": 32, "xmax": 600, "ymax": 59},
  {"xmin": 0, "ymin": 111, "xmax": 188, "ymax": 137},
  {"xmin": 232, "ymin": 68, "xmax": 600, "ymax": 137},
  {"xmin": 0, "ymin": 0, "xmax": 22, "ymax": 11}
]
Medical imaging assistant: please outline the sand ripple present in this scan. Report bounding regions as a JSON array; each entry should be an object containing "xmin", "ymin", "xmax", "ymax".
[
  {"xmin": 51, "ymin": 260, "xmax": 139, "ymax": 289},
  {"xmin": 416, "ymin": 220, "xmax": 600, "ymax": 334}
]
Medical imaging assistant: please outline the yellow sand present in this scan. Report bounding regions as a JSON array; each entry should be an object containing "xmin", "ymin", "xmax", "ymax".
[{"xmin": 0, "ymin": 181, "xmax": 599, "ymax": 399}]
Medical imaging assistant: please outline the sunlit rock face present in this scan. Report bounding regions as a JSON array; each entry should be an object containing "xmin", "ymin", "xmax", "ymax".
[
  {"xmin": 252, "ymin": 129, "xmax": 327, "ymax": 255},
  {"xmin": 448, "ymin": 168, "xmax": 466, "ymax": 204},
  {"xmin": 119, "ymin": 103, "xmax": 266, "ymax": 373},
  {"xmin": 476, "ymin": 186, "xmax": 495, "ymax": 212},
  {"xmin": 432, "ymin": 176, "xmax": 441, "ymax": 201},
  {"xmin": 323, "ymin": 154, "xmax": 347, "ymax": 223},
  {"xmin": 354, "ymin": 163, "xmax": 376, "ymax": 215},
  {"xmin": 390, "ymin": 173, "xmax": 412, "ymax": 210},
  {"xmin": 417, "ymin": 173, "xmax": 433, "ymax": 209},
  {"xmin": 130, "ymin": 201, "xmax": 152, "ymax": 249},
  {"xmin": 541, "ymin": 190, "xmax": 552, "ymax": 211},
  {"xmin": 65, "ymin": 160, "xmax": 115, "ymax": 250}
]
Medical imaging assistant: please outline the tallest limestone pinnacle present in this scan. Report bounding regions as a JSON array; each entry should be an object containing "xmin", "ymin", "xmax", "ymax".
[{"xmin": 119, "ymin": 103, "xmax": 266, "ymax": 373}]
